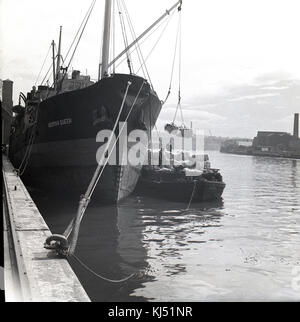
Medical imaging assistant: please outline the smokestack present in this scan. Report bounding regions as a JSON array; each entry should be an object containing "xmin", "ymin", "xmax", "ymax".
[{"xmin": 293, "ymin": 113, "xmax": 299, "ymax": 139}]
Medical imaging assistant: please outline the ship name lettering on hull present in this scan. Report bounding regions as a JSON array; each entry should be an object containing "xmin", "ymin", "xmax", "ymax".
[{"xmin": 48, "ymin": 118, "xmax": 72, "ymax": 128}]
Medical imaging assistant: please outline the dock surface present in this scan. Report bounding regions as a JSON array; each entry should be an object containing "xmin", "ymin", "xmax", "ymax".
[{"xmin": 2, "ymin": 155, "xmax": 90, "ymax": 302}]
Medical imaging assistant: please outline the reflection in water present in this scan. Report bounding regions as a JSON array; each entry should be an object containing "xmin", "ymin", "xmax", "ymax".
[
  {"xmin": 31, "ymin": 152, "xmax": 300, "ymax": 301},
  {"xmin": 291, "ymin": 160, "xmax": 297, "ymax": 189},
  {"xmin": 33, "ymin": 195, "xmax": 150, "ymax": 302},
  {"xmin": 32, "ymin": 190, "xmax": 224, "ymax": 302}
]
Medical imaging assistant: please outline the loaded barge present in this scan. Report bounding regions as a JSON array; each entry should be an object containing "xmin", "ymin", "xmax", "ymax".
[{"xmin": 136, "ymin": 154, "xmax": 225, "ymax": 202}]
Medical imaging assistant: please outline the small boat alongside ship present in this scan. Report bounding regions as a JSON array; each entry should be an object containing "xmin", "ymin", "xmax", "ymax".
[{"xmin": 136, "ymin": 153, "xmax": 226, "ymax": 203}]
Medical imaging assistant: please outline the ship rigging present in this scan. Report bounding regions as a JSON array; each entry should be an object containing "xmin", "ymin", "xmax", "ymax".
[{"xmin": 9, "ymin": 0, "xmax": 184, "ymax": 207}]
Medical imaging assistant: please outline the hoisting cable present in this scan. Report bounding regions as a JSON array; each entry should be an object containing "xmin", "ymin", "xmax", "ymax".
[
  {"xmin": 172, "ymin": 8, "xmax": 185, "ymax": 126},
  {"xmin": 163, "ymin": 3, "xmax": 182, "ymax": 106},
  {"xmin": 178, "ymin": 8, "xmax": 185, "ymax": 127}
]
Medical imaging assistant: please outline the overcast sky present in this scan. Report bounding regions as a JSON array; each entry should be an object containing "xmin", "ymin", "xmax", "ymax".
[{"xmin": 1, "ymin": 0, "xmax": 299, "ymax": 137}]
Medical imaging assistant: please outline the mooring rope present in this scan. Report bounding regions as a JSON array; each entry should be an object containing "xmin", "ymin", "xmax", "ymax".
[
  {"xmin": 47, "ymin": 81, "xmax": 146, "ymax": 283},
  {"xmin": 63, "ymin": 81, "xmax": 133, "ymax": 242},
  {"xmin": 45, "ymin": 80, "xmax": 147, "ymax": 273},
  {"xmin": 71, "ymin": 254, "xmax": 135, "ymax": 283},
  {"xmin": 67, "ymin": 82, "xmax": 146, "ymax": 253},
  {"xmin": 17, "ymin": 107, "xmax": 40, "ymax": 176}
]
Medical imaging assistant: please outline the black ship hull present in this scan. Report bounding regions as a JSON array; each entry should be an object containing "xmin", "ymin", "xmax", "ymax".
[{"xmin": 9, "ymin": 74, "xmax": 162, "ymax": 203}]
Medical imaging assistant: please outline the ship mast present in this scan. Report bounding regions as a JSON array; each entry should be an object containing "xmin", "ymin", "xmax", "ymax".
[
  {"xmin": 51, "ymin": 40, "xmax": 56, "ymax": 87},
  {"xmin": 55, "ymin": 26, "xmax": 63, "ymax": 87},
  {"xmin": 99, "ymin": 0, "xmax": 112, "ymax": 80}
]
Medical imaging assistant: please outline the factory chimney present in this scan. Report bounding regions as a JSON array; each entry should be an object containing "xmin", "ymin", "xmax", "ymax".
[{"xmin": 293, "ymin": 113, "xmax": 299, "ymax": 139}]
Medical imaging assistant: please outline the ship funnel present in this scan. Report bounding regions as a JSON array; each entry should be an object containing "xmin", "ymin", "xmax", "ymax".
[{"xmin": 293, "ymin": 113, "xmax": 299, "ymax": 138}]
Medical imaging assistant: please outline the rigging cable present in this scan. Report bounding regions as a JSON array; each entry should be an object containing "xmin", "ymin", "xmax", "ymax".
[
  {"xmin": 111, "ymin": 0, "xmax": 116, "ymax": 74},
  {"xmin": 64, "ymin": 0, "xmax": 96, "ymax": 64},
  {"xmin": 34, "ymin": 43, "xmax": 52, "ymax": 87},
  {"xmin": 41, "ymin": 63, "xmax": 53, "ymax": 86},
  {"xmin": 117, "ymin": 0, "xmax": 134, "ymax": 74},
  {"xmin": 41, "ymin": 42, "xmax": 57, "ymax": 86},
  {"xmin": 136, "ymin": 9, "xmax": 175, "ymax": 76},
  {"xmin": 120, "ymin": 0, "xmax": 151, "ymax": 84},
  {"xmin": 114, "ymin": 13, "xmax": 170, "ymax": 72},
  {"xmin": 57, "ymin": 0, "xmax": 96, "ymax": 91}
]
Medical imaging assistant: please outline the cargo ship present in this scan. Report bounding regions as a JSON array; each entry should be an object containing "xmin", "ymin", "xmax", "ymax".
[{"xmin": 9, "ymin": 0, "xmax": 183, "ymax": 203}]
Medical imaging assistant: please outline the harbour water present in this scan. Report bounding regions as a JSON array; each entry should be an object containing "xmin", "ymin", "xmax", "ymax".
[{"xmin": 31, "ymin": 151, "xmax": 300, "ymax": 302}]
